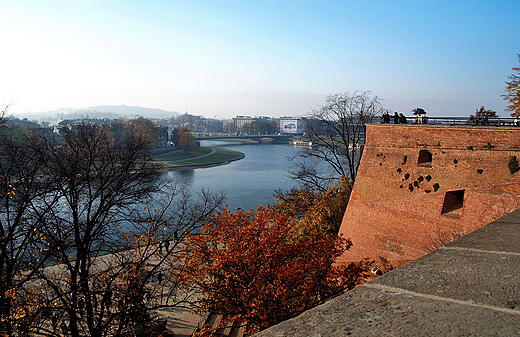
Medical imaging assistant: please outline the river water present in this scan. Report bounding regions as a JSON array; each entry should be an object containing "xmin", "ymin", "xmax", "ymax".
[{"xmin": 164, "ymin": 140, "xmax": 304, "ymax": 211}]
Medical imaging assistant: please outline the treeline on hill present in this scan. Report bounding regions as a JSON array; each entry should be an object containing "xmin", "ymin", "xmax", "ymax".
[{"xmin": 0, "ymin": 91, "xmax": 377, "ymax": 337}]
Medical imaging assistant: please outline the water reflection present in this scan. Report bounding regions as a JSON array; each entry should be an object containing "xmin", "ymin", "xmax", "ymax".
[
  {"xmin": 175, "ymin": 169, "xmax": 195, "ymax": 182},
  {"xmin": 167, "ymin": 142, "xmax": 300, "ymax": 210}
]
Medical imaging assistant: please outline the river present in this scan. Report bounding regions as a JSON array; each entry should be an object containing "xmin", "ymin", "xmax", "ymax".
[{"xmin": 164, "ymin": 140, "xmax": 305, "ymax": 211}]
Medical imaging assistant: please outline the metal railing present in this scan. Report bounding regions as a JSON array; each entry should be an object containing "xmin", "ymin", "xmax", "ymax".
[{"xmin": 375, "ymin": 116, "xmax": 519, "ymax": 126}]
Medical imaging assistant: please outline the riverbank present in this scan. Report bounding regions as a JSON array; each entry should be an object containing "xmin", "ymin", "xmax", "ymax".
[{"xmin": 154, "ymin": 146, "xmax": 245, "ymax": 170}]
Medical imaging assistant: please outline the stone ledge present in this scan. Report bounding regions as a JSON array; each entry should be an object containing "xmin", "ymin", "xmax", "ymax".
[{"xmin": 255, "ymin": 208, "xmax": 520, "ymax": 336}]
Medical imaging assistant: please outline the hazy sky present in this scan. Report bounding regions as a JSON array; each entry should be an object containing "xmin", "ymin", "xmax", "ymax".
[{"xmin": 2, "ymin": 0, "xmax": 519, "ymax": 119}]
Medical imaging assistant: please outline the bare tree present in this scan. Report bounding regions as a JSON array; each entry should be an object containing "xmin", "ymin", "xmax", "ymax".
[
  {"xmin": 0, "ymin": 101, "xmax": 13, "ymax": 127},
  {"xmin": 29, "ymin": 124, "xmax": 224, "ymax": 337},
  {"xmin": 110, "ymin": 183, "xmax": 225, "ymax": 336},
  {"xmin": 0, "ymin": 131, "xmax": 57, "ymax": 335},
  {"xmin": 290, "ymin": 91, "xmax": 383, "ymax": 190},
  {"xmin": 33, "ymin": 124, "xmax": 161, "ymax": 337}
]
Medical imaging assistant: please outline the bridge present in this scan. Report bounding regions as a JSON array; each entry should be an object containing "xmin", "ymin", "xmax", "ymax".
[{"xmin": 193, "ymin": 134, "xmax": 294, "ymax": 143}]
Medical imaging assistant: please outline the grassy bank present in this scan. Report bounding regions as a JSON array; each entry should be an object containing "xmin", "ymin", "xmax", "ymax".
[
  {"xmin": 154, "ymin": 146, "xmax": 245, "ymax": 170},
  {"xmin": 154, "ymin": 146, "xmax": 212, "ymax": 161}
]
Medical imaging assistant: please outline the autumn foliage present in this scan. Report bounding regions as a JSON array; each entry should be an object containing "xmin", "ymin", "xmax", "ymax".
[
  {"xmin": 274, "ymin": 176, "xmax": 352, "ymax": 236},
  {"xmin": 0, "ymin": 113, "xmax": 367, "ymax": 336},
  {"xmin": 183, "ymin": 205, "xmax": 368, "ymax": 336},
  {"xmin": 504, "ymin": 54, "xmax": 520, "ymax": 117}
]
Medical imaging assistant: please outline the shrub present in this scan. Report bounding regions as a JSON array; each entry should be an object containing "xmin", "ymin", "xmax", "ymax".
[
  {"xmin": 483, "ymin": 142, "xmax": 495, "ymax": 150},
  {"xmin": 509, "ymin": 156, "xmax": 520, "ymax": 174}
]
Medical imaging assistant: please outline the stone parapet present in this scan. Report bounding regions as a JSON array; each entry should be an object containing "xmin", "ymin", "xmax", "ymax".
[
  {"xmin": 367, "ymin": 124, "xmax": 520, "ymax": 150},
  {"xmin": 256, "ymin": 208, "xmax": 520, "ymax": 336}
]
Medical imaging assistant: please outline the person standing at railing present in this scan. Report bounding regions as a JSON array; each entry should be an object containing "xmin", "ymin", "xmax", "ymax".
[
  {"xmin": 393, "ymin": 112, "xmax": 399, "ymax": 124},
  {"xmin": 412, "ymin": 107, "xmax": 427, "ymax": 124},
  {"xmin": 381, "ymin": 111, "xmax": 391, "ymax": 123}
]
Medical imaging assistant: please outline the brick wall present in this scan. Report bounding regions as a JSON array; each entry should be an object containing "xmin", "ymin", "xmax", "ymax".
[{"xmin": 337, "ymin": 124, "xmax": 520, "ymax": 267}]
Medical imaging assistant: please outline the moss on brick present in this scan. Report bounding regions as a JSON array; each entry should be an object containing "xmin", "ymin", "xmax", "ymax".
[
  {"xmin": 509, "ymin": 156, "xmax": 520, "ymax": 174},
  {"xmin": 483, "ymin": 142, "xmax": 495, "ymax": 150}
]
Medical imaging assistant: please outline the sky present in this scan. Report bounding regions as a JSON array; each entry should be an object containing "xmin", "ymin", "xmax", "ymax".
[{"xmin": 1, "ymin": 0, "xmax": 519, "ymax": 119}]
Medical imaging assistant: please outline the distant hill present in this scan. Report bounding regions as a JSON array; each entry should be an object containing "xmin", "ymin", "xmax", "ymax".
[{"xmin": 25, "ymin": 105, "xmax": 181, "ymax": 122}]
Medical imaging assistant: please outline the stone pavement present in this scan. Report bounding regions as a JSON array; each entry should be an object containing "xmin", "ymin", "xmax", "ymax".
[
  {"xmin": 255, "ymin": 208, "xmax": 520, "ymax": 336},
  {"xmin": 155, "ymin": 306, "xmax": 205, "ymax": 337}
]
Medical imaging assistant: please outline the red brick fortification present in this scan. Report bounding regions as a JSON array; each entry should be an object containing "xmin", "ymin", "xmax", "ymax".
[{"xmin": 337, "ymin": 124, "xmax": 520, "ymax": 267}]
